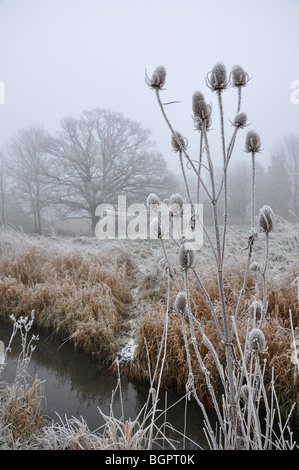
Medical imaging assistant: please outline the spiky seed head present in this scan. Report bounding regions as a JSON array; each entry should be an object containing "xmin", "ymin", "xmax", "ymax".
[
  {"xmin": 233, "ymin": 112, "xmax": 248, "ymax": 129},
  {"xmin": 258, "ymin": 205, "xmax": 275, "ymax": 234},
  {"xmin": 248, "ymin": 328, "xmax": 266, "ymax": 353},
  {"xmin": 192, "ymin": 91, "xmax": 211, "ymax": 121},
  {"xmin": 231, "ymin": 65, "xmax": 249, "ymax": 87},
  {"xmin": 245, "ymin": 130, "xmax": 262, "ymax": 153},
  {"xmin": 250, "ymin": 261, "xmax": 261, "ymax": 273},
  {"xmin": 145, "ymin": 66, "xmax": 166, "ymax": 90},
  {"xmin": 171, "ymin": 131, "xmax": 187, "ymax": 152},
  {"xmin": 240, "ymin": 384, "xmax": 256, "ymax": 403},
  {"xmin": 147, "ymin": 193, "xmax": 160, "ymax": 207},
  {"xmin": 207, "ymin": 62, "xmax": 228, "ymax": 91},
  {"xmin": 169, "ymin": 193, "xmax": 184, "ymax": 217},
  {"xmin": 178, "ymin": 245, "xmax": 195, "ymax": 270},
  {"xmin": 169, "ymin": 193, "xmax": 184, "ymax": 207},
  {"xmin": 248, "ymin": 300, "xmax": 263, "ymax": 321},
  {"xmin": 174, "ymin": 292, "xmax": 187, "ymax": 315}
]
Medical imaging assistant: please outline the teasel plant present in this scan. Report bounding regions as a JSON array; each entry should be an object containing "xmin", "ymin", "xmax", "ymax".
[{"xmin": 145, "ymin": 64, "xmax": 297, "ymax": 450}]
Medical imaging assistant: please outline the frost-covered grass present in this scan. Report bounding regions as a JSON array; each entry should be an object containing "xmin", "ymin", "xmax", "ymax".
[{"xmin": 0, "ymin": 225, "xmax": 298, "ymax": 449}]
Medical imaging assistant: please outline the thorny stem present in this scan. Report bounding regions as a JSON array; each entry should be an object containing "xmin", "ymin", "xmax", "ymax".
[
  {"xmin": 251, "ymin": 152, "xmax": 256, "ymax": 230},
  {"xmin": 196, "ymin": 131, "xmax": 203, "ymax": 205},
  {"xmin": 202, "ymin": 123, "xmax": 236, "ymax": 413}
]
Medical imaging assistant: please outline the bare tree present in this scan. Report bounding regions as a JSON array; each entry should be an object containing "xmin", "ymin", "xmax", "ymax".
[
  {"xmin": 7, "ymin": 126, "xmax": 51, "ymax": 234},
  {"xmin": 47, "ymin": 108, "xmax": 176, "ymax": 232}
]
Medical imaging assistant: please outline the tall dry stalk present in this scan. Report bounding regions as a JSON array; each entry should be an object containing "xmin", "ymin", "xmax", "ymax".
[{"xmin": 145, "ymin": 63, "xmax": 297, "ymax": 449}]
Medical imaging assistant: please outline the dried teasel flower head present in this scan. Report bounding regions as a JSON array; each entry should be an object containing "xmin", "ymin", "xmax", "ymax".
[
  {"xmin": 192, "ymin": 91, "xmax": 211, "ymax": 121},
  {"xmin": 169, "ymin": 193, "xmax": 184, "ymax": 207},
  {"xmin": 233, "ymin": 111, "xmax": 248, "ymax": 129},
  {"xmin": 250, "ymin": 261, "xmax": 261, "ymax": 273},
  {"xmin": 171, "ymin": 131, "xmax": 188, "ymax": 153},
  {"xmin": 206, "ymin": 62, "xmax": 229, "ymax": 91},
  {"xmin": 178, "ymin": 244, "xmax": 195, "ymax": 270},
  {"xmin": 240, "ymin": 384, "xmax": 256, "ymax": 403},
  {"xmin": 248, "ymin": 328, "xmax": 266, "ymax": 353},
  {"xmin": 147, "ymin": 193, "xmax": 160, "ymax": 208},
  {"xmin": 145, "ymin": 65, "xmax": 166, "ymax": 90},
  {"xmin": 245, "ymin": 130, "xmax": 262, "ymax": 153},
  {"xmin": 169, "ymin": 193, "xmax": 184, "ymax": 217},
  {"xmin": 258, "ymin": 205, "xmax": 275, "ymax": 234},
  {"xmin": 230, "ymin": 65, "xmax": 250, "ymax": 88},
  {"xmin": 248, "ymin": 300, "xmax": 263, "ymax": 321},
  {"xmin": 174, "ymin": 291, "xmax": 187, "ymax": 315}
]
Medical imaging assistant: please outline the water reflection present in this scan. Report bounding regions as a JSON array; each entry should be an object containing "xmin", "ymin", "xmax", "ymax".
[{"xmin": 0, "ymin": 320, "xmax": 212, "ymax": 449}]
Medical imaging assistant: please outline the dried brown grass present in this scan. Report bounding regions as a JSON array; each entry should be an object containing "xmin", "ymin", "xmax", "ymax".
[
  {"xmin": 134, "ymin": 256, "xmax": 299, "ymax": 421},
  {"xmin": 0, "ymin": 238, "xmax": 133, "ymax": 365}
]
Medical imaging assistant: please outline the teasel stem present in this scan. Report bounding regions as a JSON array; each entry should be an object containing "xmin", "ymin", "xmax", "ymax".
[
  {"xmin": 251, "ymin": 152, "xmax": 256, "ymax": 230},
  {"xmin": 191, "ymin": 267, "xmax": 224, "ymax": 340},
  {"xmin": 216, "ymin": 89, "xmax": 229, "ymax": 269},
  {"xmin": 237, "ymin": 86, "xmax": 242, "ymax": 113},
  {"xmin": 183, "ymin": 270, "xmax": 226, "ymax": 436},
  {"xmin": 196, "ymin": 131, "xmax": 204, "ymax": 205},
  {"xmin": 201, "ymin": 124, "xmax": 236, "ymax": 413},
  {"xmin": 259, "ymin": 233, "xmax": 269, "ymax": 329},
  {"xmin": 147, "ymin": 269, "xmax": 170, "ymax": 449}
]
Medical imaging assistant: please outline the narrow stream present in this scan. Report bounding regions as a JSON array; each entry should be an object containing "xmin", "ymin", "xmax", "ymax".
[{"xmin": 0, "ymin": 320, "xmax": 213, "ymax": 450}]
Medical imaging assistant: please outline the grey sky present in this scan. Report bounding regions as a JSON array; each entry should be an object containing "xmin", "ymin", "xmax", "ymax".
[{"xmin": 0, "ymin": 0, "xmax": 298, "ymax": 173}]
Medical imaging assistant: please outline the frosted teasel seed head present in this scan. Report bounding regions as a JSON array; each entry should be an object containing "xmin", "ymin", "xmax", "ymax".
[
  {"xmin": 248, "ymin": 328, "xmax": 266, "ymax": 353},
  {"xmin": 178, "ymin": 245, "xmax": 195, "ymax": 270},
  {"xmin": 233, "ymin": 111, "xmax": 248, "ymax": 129},
  {"xmin": 240, "ymin": 384, "xmax": 256, "ymax": 403},
  {"xmin": 230, "ymin": 65, "xmax": 250, "ymax": 88},
  {"xmin": 174, "ymin": 291, "xmax": 187, "ymax": 315},
  {"xmin": 245, "ymin": 130, "xmax": 262, "ymax": 153},
  {"xmin": 171, "ymin": 131, "xmax": 188, "ymax": 153},
  {"xmin": 192, "ymin": 91, "xmax": 212, "ymax": 122},
  {"xmin": 145, "ymin": 65, "xmax": 166, "ymax": 90},
  {"xmin": 248, "ymin": 300, "xmax": 263, "ymax": 321},
  {"xmin": 169, "ymin": 193, "xmax": 184, "ymax": 217},
  {"xmin": 258, "ymin": 205, "xmax": 275, "ymax": 234},
  {"xmin": 206, "ymin": 62, "xmax": 229, "ymax": 91},
  {"xmin": 147, "ymin": 193, "xmax": 160, "ymax": 208},
  {"xmin": 250, "ymin": 261, "xmax": 261, "ymax": 273},
  {"xmin": 169, "ymin": 193, "xmax": 184, "ymax": 207}
]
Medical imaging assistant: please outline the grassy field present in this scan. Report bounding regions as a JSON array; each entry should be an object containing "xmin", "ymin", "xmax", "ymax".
[{"xmin": 0, "ymin": 222, "xmax": 298, "ymax": 446}]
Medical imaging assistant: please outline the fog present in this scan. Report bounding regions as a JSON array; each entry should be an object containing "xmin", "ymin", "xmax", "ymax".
[{"xmin": 0, "ymin": 0, "xmax": 298, "ymax": 173}]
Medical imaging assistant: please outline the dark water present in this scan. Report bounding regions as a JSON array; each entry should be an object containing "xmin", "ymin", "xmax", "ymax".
[{"xmin": 0, "ymin": 320, "xmax": 212, "ymax": 450}]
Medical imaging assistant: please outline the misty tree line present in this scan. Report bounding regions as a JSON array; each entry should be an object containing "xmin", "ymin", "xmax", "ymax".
[
  {"xmin": 0, "ymin": 108, "xmax": 178, "ymax": 234},
  {"xmin": 0, "ymin": 107, "xmax": 298, "ymax": 235}
]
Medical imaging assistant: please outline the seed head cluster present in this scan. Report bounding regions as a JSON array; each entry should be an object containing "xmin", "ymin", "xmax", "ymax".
[
  {"xmin": 245, "ymin": 130, "xmax": 262, "ymax": 153},
  {"xmin": 174, "ymin": 292, "xmax": 187, "ymax": 315},
  {"xmin": 178, "ymin": 245, "xmax": 195, "ymax": 270},
  {"xmin": 249, "ymin": 328, "xmax": 266, "ymax": 353},
  {"xmin": 230, "ymin": 65, "xmax": 250, "ymax": 88},
  {"xmin": 258, "ymin": 205, "xmax": 275, "ymax": 234},
  {"xmin": 171, "ymin": 131, "xmax": 187, "ymax": 153},
  {"xmin": 248, "ymin": 300, "xmax": 263, "ymax": 321},
  {"xmin": 206, "ymin": 62, "xmax": 229, "ymax": 91},
  {"xmin": 145, "ymin": 65, "xmax": 166, "ymax": 90}
]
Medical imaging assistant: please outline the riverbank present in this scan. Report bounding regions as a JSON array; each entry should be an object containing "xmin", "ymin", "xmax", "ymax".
[{"xmin": 0, "ymin": 226, "xmax": 298, "ymax": 446}]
